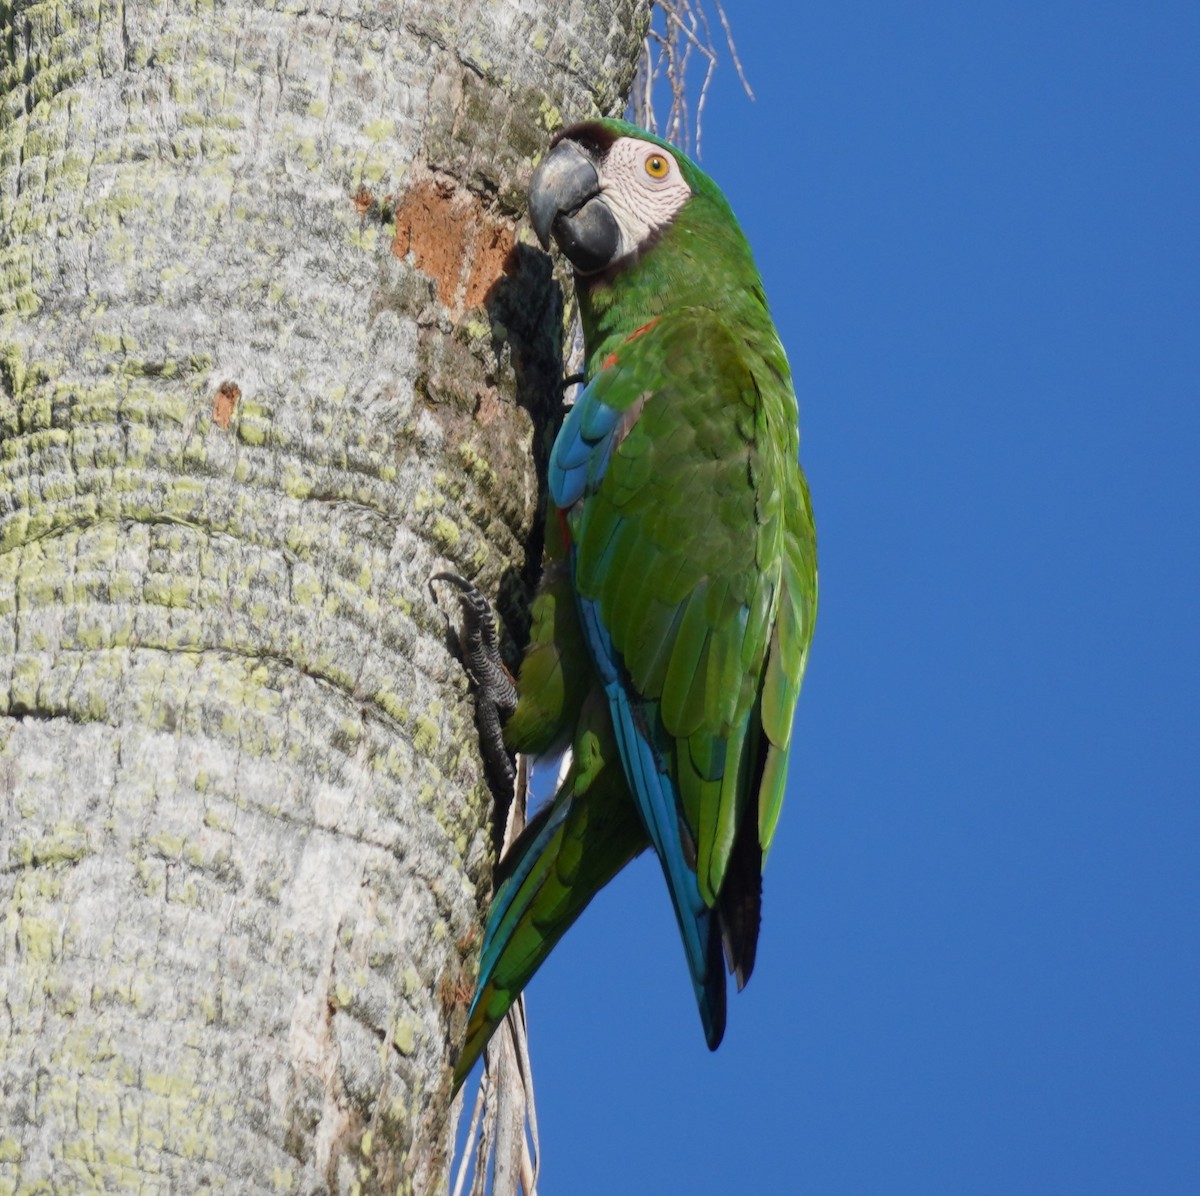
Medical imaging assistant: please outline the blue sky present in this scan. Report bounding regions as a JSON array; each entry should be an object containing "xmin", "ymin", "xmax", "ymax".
[{"xmin": 479, "ymin": 4, "xmax": 1198, "ymax": 1192}]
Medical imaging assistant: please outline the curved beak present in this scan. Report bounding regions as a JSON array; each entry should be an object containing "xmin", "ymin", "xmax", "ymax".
[{"xmin": 528, "ymin": 139, "xmax": 621, "ymax": 274}]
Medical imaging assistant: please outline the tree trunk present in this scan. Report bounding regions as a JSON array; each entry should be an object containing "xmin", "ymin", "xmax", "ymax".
[{"xmin": 0, "ymin": 2, "xmax": 648, "ymax": 1191}]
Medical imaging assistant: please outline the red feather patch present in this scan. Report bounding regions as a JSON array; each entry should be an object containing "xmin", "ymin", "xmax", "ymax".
[{"xmin": 602, "ymin": 318, "xmax": 662, "ymax": 371}]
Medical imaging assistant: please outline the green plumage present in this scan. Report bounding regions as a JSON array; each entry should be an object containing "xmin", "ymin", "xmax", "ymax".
[
  {"xmin": 453, "ymin": 119, "xmax": 817, "ymax": 1089},
  {"xmin": 459, "ymin": 690, "xmax": 647, "ymax": 1074}
]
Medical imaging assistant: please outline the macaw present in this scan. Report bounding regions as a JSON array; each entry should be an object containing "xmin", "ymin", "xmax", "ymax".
[{"xmin": 453, "ymin": 118, "xmax": 817, "ymax": 1087}]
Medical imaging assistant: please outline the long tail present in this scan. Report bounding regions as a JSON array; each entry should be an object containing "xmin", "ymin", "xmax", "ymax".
[
  {"xmin": 453, "ymin": 698, "xmax": 648, "ymax": 1090},
  {"xmin": 604, "ymin": 674, "xmax": 728, "ymax": 1049},
  {"xmin": 576, "ymin": 595, "xmax": 728, "ymax": 1050}
]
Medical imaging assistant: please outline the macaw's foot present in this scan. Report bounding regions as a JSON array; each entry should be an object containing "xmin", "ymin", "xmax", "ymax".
[{"xmin": 432, "ymin": 573, "xmax": 518, "ymax": 804}]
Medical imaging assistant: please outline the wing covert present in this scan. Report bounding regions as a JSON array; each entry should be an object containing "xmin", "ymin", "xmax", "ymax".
[{"xmin": 562, "ymin": 309, "xmax": 799, "ymax": 906}]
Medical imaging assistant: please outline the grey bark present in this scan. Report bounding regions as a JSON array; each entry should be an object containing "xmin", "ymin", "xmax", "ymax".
[{"xmin": 0, "ymin": 2, "xmax": 649, "ymax": 1192}]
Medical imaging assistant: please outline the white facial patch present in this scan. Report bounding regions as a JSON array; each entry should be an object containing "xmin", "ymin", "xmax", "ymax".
[{"xmin": 599, "ymin": 137, "xmax": 693, "ymax": 259}]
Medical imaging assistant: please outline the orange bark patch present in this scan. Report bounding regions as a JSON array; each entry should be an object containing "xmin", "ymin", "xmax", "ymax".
[
  {"xmin": 212, "ymin": 380, "xmax": 240, "ymax": 429},
  {"xmin": 392, "ymin": 178, "xmax": 517, "ymax": 316},
  {"xmin": 465, "ymin": 220, "xmax": 517, "ymax": 311}
]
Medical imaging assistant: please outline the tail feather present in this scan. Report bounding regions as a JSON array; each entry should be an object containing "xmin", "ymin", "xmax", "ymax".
[
  {"xmin": 454, "ymin": 720, "xmax": 647, "ymax": 1091},
  {"xmin": 576, "ymin": 591, "xmax": 729, "ymax": 1049},
  {"xmin": 716, "ymin": 705, "xmax": 769, "ymax": 990},
  {"xmin": 608, "ymin": 677, "xmax": 727, "ymax": 1048},
  {"xmin": 717, "ymin": 820, "xmax": 763, "ymax": 991}
]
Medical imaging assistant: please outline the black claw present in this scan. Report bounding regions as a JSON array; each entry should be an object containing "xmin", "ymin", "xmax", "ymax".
[{"xmin": 431, "ymin": 573, "xmax": 518, "ymax": 808}]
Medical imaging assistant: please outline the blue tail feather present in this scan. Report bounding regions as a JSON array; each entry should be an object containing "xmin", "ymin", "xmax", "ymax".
[
  {"xmin": 470, "ymin": 796, "xmax": 572, "ymax": 1019},
  {"xmin": 577, "ymin": 594, "xmax": 726, "ymax": 1047}
]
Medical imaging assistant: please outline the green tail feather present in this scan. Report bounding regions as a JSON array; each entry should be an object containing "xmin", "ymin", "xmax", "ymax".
[{"xmin": 453, "ymin": 695, "xmax": 648, "ymax": 1090}]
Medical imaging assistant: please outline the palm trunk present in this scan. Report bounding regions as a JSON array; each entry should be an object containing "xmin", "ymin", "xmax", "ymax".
[{"xmin": 0, "ymin": 1, "xmax": 649, "ymax": 1191}]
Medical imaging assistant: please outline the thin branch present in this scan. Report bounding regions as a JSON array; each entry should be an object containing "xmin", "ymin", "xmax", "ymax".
[
  {"xmin": 713, "ymin": 0, "xmax": 755, "ymax": 100},
  {"xmin": 451, "ymin": 1083, "xmax": 487, "ymax": 1196},
  {"xmin": 632, "ymin": 1, "xmax": 754, "ymax": 157},
  {"xmin": 450, "ymin": 753, "xmax": 540, "ymax": 1196}
]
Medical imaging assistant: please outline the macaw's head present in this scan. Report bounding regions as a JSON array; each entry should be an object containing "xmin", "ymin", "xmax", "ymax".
[{"xmin": 529, "ymin": 119, "xmax": 716, "ymax": 276}]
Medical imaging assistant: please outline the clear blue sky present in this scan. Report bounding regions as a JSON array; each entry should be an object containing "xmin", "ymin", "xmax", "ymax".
[{"xmin": 484, "ymin": 4, "xmax": 1199, "ymax": 1192}]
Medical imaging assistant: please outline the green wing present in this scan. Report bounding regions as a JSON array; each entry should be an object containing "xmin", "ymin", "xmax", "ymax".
[{"xmin": 570, "ymin": 307, "xmax": 814, "ymax": 911}]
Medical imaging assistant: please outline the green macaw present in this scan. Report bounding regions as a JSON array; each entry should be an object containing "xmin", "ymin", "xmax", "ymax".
[{"xmin": 453, "ymin": 118, "xmax": 817, "ymax": 1087}]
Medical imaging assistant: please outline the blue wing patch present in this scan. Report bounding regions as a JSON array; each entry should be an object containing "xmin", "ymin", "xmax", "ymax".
[{"xmin": 549, "ymin": 373, "xmax": 627, "ymax": 509}]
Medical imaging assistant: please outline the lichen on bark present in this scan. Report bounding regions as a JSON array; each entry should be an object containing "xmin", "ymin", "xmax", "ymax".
[{"xmin": 0, "ymin": 0, "xmax": 651, "ymax": 1191}]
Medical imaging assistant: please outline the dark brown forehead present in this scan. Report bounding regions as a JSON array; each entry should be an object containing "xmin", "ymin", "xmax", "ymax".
[{"xmin": 549, "ymin": 121, "xmax": 619, "ymax": 156}]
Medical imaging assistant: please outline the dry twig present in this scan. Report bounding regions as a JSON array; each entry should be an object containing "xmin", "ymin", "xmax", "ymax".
[
  {"xmin": 632, "ymin": 0, "xmax": 754, "ymax": 157},
  {"xmin": 450, "ymin": 758, "xmax": 540, "ymax": 1196}
]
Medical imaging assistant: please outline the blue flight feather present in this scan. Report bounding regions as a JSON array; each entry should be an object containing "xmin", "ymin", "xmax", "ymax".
[{"xmin": 577, "ymin": 594, "xmax": 722, "ymax": 1046}]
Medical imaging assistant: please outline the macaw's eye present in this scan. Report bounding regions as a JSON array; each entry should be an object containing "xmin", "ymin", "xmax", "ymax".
[{"xmin": 645, "ymin": 154, "xmax": 670, "ymax": 179}]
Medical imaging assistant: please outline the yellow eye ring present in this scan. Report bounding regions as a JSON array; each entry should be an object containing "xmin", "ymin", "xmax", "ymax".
[{"xmin": 645, "ymin": 153, "xmax": 670, "ymax": 179}]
